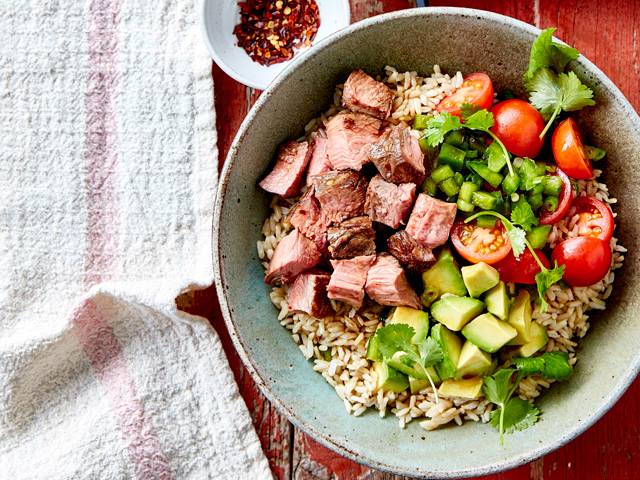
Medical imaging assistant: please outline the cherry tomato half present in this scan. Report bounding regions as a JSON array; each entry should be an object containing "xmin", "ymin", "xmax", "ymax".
[
  {"xmin": 491, "ymin": 99, "xmax": 545, "ymax": 158},
  {"xmin": 551, "ymin": 236, "xmax": 612, "ymax": 287},
  {"xmin": 436, "ymin": 73, "xmax": 494, "ymax": 117},
  {"xmin": 493, "ymin": 248, "xmax": 551, "ymax": 285},
  {"xmin": 551, "ymin": 118, "xmax": 594, "ymax": 180},
  {"xmin": 450, "ymin": 219, "xmax": 511, "ymax": 264},
  {"xmin": 572, "ymin": 196, "xmax": 614, "ymax": 242},
  {"xmin": 539, "ymin": 168, "xmax": 574, "ymax": 225}
]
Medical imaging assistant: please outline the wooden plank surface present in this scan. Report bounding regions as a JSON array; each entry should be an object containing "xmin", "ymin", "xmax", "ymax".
[{"xmin": 178, "ymin": 0, "xmax": 640, "ymax": 478}]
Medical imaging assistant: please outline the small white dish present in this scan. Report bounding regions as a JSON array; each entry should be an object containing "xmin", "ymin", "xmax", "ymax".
[{"xmin": 200, "ymin": 0, "xmax": 351, "ymax": 90}]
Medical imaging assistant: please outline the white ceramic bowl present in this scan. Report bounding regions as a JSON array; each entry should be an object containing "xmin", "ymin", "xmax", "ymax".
[{"xmin": 200, "ymin": 0, "xmax": 351, "ymax": 90}]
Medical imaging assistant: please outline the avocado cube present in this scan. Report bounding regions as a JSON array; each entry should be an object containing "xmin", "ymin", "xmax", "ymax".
[
  {"xmin": 507, "ymin": 290, "xmax": 533, "ymax": 345},
  {"xmin": 431, "ymin": 323, "xmax": 462, "ymax": 380},
  {"xmin": 456, "ymin": 341, "xmax": 493, "ymax": 378},
  {"xmin": 517, "ymin": 322, "xmax": 549, "ymax": 357},
  {"xmin": 461, "ymin": 262, "xmax": 500, "ymax": 298},
  {"xmin": 438, "ymin": 377, "xmax": 484, "ymax": 399},
  {"xmin": 366, "ymin": 335, "xmax": 382, "ymax": 362},
  {"xmin": 375, "ymin": 361, "xmax": 409, "ymax": 393},
  {"xmin": 484, "ymin": 281, "xmax": 510, "ymax": 321},
  {"xmin": 409, "ymin": 368, "xmax": 441, "ymax": 393},
  {"xmin": 388, "ymin": 306, "xmax": 430, "ymax": 344},
  {"xmin": 431, "ymin": 295, "xmax": 484, "ymax": 331},
  {"xmin": 462, "ymin": 313, "xmax": 518, "ymax": 353},
  {"xmin": 421, "ymin": 248, "xmax": 467, "ymax": 306}
]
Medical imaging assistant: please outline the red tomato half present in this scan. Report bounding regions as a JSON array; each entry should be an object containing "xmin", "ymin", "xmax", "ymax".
[
  {"xmin": 539, "ymin": 168, "xmax": 574, "ymax": 225},
  {"xmin": 436, "ymin": 73, "xmax": 494, "ymax": 117},
  {"xmin": 450, "ymin": 219, "xmax": 511, "ymax": 264},
  {"xmin": 572, "ymin": 196, "xmax": 614, "ymax": 242},
  {"xmin": 493, "ymin": 248, "xmax": 551, "ymax": 285},
  {"xmin": 490, "ymin": 99, "xmax": 545, "ymax": 158},
  {"xmin": 551, "ymin": 118, "xmax": 594, "ymax": 180},
  {"xmin": 551, "ymin": 236, "xmax": 612, "ymax": 287}
]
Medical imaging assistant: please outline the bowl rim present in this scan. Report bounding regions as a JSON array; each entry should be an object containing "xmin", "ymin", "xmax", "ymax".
[
  {"xmin": 213, "ymin": 7, "xmax": 640, "ymax": 478},
  {"xmin": 199, "ymin": 0, "xmax": 351, "ymax": 90}
]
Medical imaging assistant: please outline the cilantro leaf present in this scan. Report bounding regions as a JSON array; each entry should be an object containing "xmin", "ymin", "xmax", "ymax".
[
  {"xmin": 491, "ymin": 398, "xmax": 540, "ymax": 434},
  {"xmin": 528, "ymin": 68, "xmax": 563, "ymax": 118},
  {"xmin": 419, "ymin": 337, "xmax": 443, "ymax": 367},
  {"xmin": 460, "ymin": 102, "xmax": 481, "ymax": 120},
  {"xmin": 507, "ymin": 227, "xmax": 527, "ymax": 259},
  {"xmin": 422, "ymin": 113, "xmax": 462, "ymax": 147},
  {"xmin": 482, "ymin": 368, "xmax": 516, "ymax": 406},
  {"xmin": 557, "ymin": 71, "xmax": 596, "ymax": 111},
  {"xmin": 524, "ymin": 27, "xmax": 579, "ymax": 82},
  {"xmin": 511, "ymin": 197, "xmax": 539, "ymax": 232},
  {"xmin": 375, "ymin": 324, "xmax": 415, "ymax": 359},
  {"xmin": 514, "ymin": 351, "xmax": 573, "ymax": 381},
  {"xmin": 535, "ymin": 262, "xmax": 565, "ymax": 312},
  {"xmin": 463, "ymin": 109, "xmax": 494, "ymax": 131},
  {"xmin": 513, "ymin": 356, "xmax": 546, "ymax": 376}
]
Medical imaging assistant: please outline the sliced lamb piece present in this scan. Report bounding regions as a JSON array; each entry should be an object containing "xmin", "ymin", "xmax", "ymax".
[
  {"xmin": 325, "ymin": 111, "xmax": 381, "ymax": 171},
  {"xmin": 327, "ymin": 216, "xmax": 376, "ymax": 259},
  {"xmin": 305, "ymin": 130, "xmax": 332, "ymax": 185},
  {"xmin": 287, "ymin": 188, "xmax": 328, "ymax": 250},
  {"xmin": 264, "ymin": 229, "xmax": 322, "ymax": 285},
  {"xmin": 369, "ymin": 125, "xmax": 426, "ymax": 184},
  {"xmin": 311, "ymin": 170, "xmax": 367, "ymax": 224},
  {"xmin": 341, "ymin": 69, "xmax": 394, "ymax": 120},
  {"xmin": 259, "ymin": 140, "xmax": 312, "ymax": 198},
  {"xmin": 288, "ymin": 270, "xmax": 333, "ymax": 318},
  {"xmin": 365, "ymin": 254, "xmax": 421, "ymax": 309},
  {"xmin": 364, "ymin": 175, "xmax": 416, "ymax": 229},
  {"xmin": 387, "ymin": 230, "xmax": 436, "ymax": 271},
  {"xmin": 327, "ymin": 255, "xmax": 376, "ymax": 308},
  {"xmin": 405, "ymin": 193, "xmax": 458, "ymax": 249}
]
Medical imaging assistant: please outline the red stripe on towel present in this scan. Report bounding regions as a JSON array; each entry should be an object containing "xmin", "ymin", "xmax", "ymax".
[{"xmin": 74, "ymin": 0, "xmax": 174, "ymax": 478}]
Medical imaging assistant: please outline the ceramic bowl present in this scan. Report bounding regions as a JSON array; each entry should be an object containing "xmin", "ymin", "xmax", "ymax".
[
  {"xmin": 200, "ymin": 0, "xmax": 351, "ymax": 90},
  {"xmin": 213, "ymin": 8, "xmax": 640, "ymax": 478}
]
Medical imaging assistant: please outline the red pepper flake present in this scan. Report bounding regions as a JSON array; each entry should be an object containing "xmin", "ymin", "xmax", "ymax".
[{"xmin": 233, "ymin": 0, "xmax": 321, "ymax": 66}]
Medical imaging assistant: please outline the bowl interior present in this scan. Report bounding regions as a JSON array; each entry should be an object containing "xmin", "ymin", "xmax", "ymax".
[
  {"xmin": 201, "ymin": 0, "xmax": 350, "ymax": 89},
  {"xmin": 214, "ymin": 9, "xmax": 640, "ymax": 478}
]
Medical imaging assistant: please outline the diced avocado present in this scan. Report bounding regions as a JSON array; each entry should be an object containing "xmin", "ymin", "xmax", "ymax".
[
  {"xmin": 431, "ymin": 324, "xmax": 462, "ymax": 380},
  {"xmin": 461, "ymin": 262, "xmax": 500, "ymax": 298},
  {"xmin": 388, "ymin": 307, "xmax": 430, "ymax": 344},
  {"xmin": 507, "ymin": 290, "xmax": 533, "ymax": 346},
  {"xmin": 485, "ymin": 281, "xmax": 510, "ymax": 321},
  {"xmin": 517, "ymin": 322, "xmax": 549, "ymax": 357},
  {"xmin": 456, "ymin": 341, "xmax": 493, "ymax": 378},
  {"xmin": 366, "ymin": 335, "xmax": 382, "ymax": 362},
  {"xmin": 462, "ymin": 313, "xmax": 518, "ymax": 353},
  {"xmin": 375, "ymin": 361, "xmax": 409, "ymax": 393},
  {"xmin": 421, "ymin": 248, "xmax": 467, "ymax": 307},
  {"xmin": 431, "ymin": 295, "xmax": 484, "ymax": 331},
  {"xmin": 409, "ymin": 368, "xmax": 441, "ymax": 393},
  {"xmin": 438, "ymin": 377, "xmax": 484, "ymax": 399}
]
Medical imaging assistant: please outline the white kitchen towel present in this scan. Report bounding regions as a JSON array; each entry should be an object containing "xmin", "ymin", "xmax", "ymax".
[{"xmin": 0, "ymin": 0, "xmax": 272, "ymax": 478}]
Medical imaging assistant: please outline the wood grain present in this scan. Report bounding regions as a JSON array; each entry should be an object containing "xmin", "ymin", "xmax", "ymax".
[{"xmin": 183, "ymin": 0, "xmax": 640, "ymax": 478}]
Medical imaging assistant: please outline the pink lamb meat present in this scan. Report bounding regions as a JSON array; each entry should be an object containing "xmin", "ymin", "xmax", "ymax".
[
  {"xmin": 305, "ymin": 129, "xmax": 332, "ymax": 185},
  {"xmin": 264, "ymin": 229, "xmax": 322, "ymax": 285},
  {"xmin": 325, "ymin": 111, "xmax": 381, "ymax": 171},
  {"xmin": 327, "ymin": 255, "xmax": 376, "ymax": 308},
  {"xmin": 405, "ymin": 193, "xmax": 458, "ymax": 249},
  {"xmin": 287, "ymin": 188, "xmax": 328, "ymax": 251},
  {"xmin": 341, "ymin": 69, "xmax": 394, "ymax": 120},
  {"xmin": 259, "ymin": 140, "xmax": 312, "ymax": 198},
  {"xmin": 364, "ymin": 254, "xmax": 421, "ymax": 309},
  {"xmin": 369, "ymin": 125, "xmax": 426, "ymax": 184},
  {"xmin": 311, "ymin": 170, "xmax": 368, "ymax": 224},
  {"xmin": 364, "ymin": 174, "xmax": 416, "ymax": 229},
  {"xmin": 287, "ymin": 270, "xmax": 333, "ymax": 318}
]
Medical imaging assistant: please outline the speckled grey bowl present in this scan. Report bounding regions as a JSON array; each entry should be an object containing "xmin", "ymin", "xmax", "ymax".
[{"xmin": 213, "ymin": 8, "xmax": 640, "ymax": 478}]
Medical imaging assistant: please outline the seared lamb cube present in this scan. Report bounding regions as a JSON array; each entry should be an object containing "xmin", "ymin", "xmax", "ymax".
[
  {"xmin": 287, "ymin": 188, "xmax": 328, "ymax": 250},
  {"xmin": 264, "ymin": 229, "xmax": 323, "ymax": 285},
  {"xmin": 327, "ymin": 255, "xmax": 376, "ymax": 308},
  {"xmin": 406, "ymin": 193, "xmax": 458, "ymax": 249},
  {"xmin": 259, "ymin": 140, "xmax": 312, "ymax": 198},
  {"xmin": 288, "ymin": 270, "xmax": 333, "ymax": 318},
  {"xmin": 327, "ymin": 216, "xmax": 376, "ymax": 259},
  {"xmin": 364, "ymin": 175, "xmax": 416, "ymax": 229},
  {"xmin": 325, "ymin": 111, "xmax": 381, "ymax": 171},
  {"xmin": 342, "ymin": 69, "xmax": 394, "ymax": 120},
  {"xmin": 305, "ymin": 129, "xmax": 332, "ymax": 185},
  {"xmin": 387, "ymin": 230, "xmax": 435, "ymax": 271},
  {"xmin": 369, "ymin": 125, "xmax": 426, "ymax": 184},
  {"xmin": 311, "ymin": 170, "xmax": 368, "ymax": 224},
  {"xmin": 365, "ymin": 254, "xmax": 421, "ymax": 309}
]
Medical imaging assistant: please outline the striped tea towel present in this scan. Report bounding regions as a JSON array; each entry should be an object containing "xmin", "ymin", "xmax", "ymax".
[{"xmin": 0, "ymin": 0, "xmax": 271, "ymax": 478}]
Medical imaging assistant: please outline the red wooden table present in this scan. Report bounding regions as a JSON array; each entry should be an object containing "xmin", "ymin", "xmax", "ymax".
[{"xmin": 179, "ymin": 1, "xmax": 640, "ymax": 478}]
